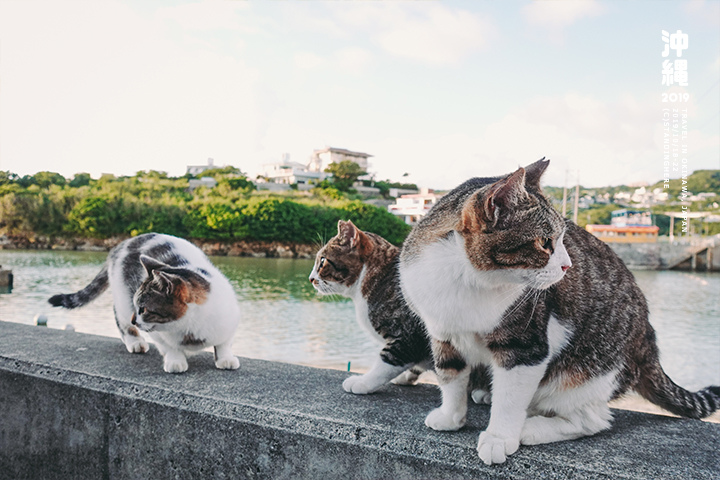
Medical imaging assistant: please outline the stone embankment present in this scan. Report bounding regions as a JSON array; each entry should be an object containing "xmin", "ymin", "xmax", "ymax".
[
  {"xmin": 608, "ymin": 235, "xmax": 720, "ymax": 271},
  {"xmin": 1, "ymin": 321, "xmax": 719, "ymax": 480},
  {"xmin": 0, "ymin": 234, "xmax": 317, "ymax": 259}
]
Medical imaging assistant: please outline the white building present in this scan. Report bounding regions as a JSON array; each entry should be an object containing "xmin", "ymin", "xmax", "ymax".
[
  {"xmin": 387, "ymin": 189, "xmax": 442, "ymax": 225},
  {"xmin": 261, "ymin": 154, "xmax": 324, "ymax": 186},
  {"xmin": 186, "ymin": 158, "xmax": 216, "ymax": 176},
  {"xmin": 307, "ymin": 147, "xmax": 372, "ymax": 173},
  {"xmin": 613, "ymin": 191, "xmax": 632, "ymax": 203},
  {"xmin": 188, "ymin": 177, "xmax": 218, "ymax": 191}
]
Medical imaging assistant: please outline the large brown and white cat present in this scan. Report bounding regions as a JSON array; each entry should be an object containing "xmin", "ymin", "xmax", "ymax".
[
  {"xmin": 49, "ymin": 233, "xmax": 240, "ymax": 373},
  {"xmin": 399, "ymin": 158, "xmax": 720, "ymax": 465},
  {"xmin": 309, "ymin": 220, "xmax": 433, "ymax": 393}
]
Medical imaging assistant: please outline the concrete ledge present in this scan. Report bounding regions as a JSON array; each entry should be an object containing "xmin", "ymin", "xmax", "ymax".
[{"xmin": 0, "ymin": 321, "xmax": 718, "ymax": 480}]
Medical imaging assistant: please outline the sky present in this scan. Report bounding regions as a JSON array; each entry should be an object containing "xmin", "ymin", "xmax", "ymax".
[{"xmin": 0, "ymin": 0, "xmax": 718, "ymax": 189}]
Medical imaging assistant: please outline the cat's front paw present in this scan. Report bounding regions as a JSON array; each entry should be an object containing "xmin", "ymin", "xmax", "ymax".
[
  {"xmin": 342, "ymin": 374, "xmax": 381, "ymax": 394},
  {"xmin": 163, "ymin": 355, "xmax": 188, "ymax": 374},
  {"xmin": 390, "ymin": 369, "xmax": 420, "ymax": 386},
  {"xmin": 471, "ymin": 388, "xmax": 491, "ymax": 405},
  {"xmin": 215, "ymin": 356, "xmax": 240, "ymax": 370},
  {"xmin": 476, "ymin": 431, "xmax": 519, "ymax": 465},
  {"xmin": 124, "ymin": 338, "xmax": 149, "ymax": 354},
  {"xmin": 424, "ymin": 407, "xmax": 466, "ymax": 431}
]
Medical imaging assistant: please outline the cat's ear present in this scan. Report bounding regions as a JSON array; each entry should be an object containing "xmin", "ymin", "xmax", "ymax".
[
  {"xmin": 338, "ymin": 219, "xmax": 361, "ymax": 245},
  {"xmin": 140, "ymin": 255, "xmax": 167, "ymax": 276},
  {"xmin": 462, "ymin": 167, "xmax": 528, "ymax": 231},
  {"xmin": 338, "ymin": 220, "xmax": 373, "ymax": 255},
  {"xmin": 524, "ymin": 157, "xmax": 550, "ymax": 188},
  {"xmin": 490, "ymin": 167, "xmax": 528, "ymax": 211}
]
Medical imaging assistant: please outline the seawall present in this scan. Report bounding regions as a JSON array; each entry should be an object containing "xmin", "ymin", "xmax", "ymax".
[
  {"xmin": 608, "ymin": 240, "xmax": 720, "ymax": 270},
  {"xmin": 1, "ymin": 321, "xmax": 718, "ymax": 480}
]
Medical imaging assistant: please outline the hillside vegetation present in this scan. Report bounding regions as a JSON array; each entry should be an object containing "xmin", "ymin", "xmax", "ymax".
[{"xmin": 0, "ymin": 170, "xmax": 411, "ymax": 245}]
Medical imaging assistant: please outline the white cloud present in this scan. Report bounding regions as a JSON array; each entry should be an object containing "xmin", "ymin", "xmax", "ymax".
[
  {"xmin": 294, "ymin": 52, "xmax": 326, "ymax": 70},
  {"xmin": 522, "ymin": 0, "xmax": 606, "ymax": 44},
  {"xmin": 683, "ymin": 0, "xmax": 720, "ymax": 27},
  {"xmin": 336, "ymin": 47, "xmax": 373, "ymax": 74},
  {"xmin": 369, "ymin": 92, "xmax": 718, "ymax": 190},
  {"xmin": 522, "ymin": 0, "xmax": 605, "ymax": 28},
  {"xmin": 156, "ymin": 0, "xmax": 254, "ymax": 32},
  {"xmin": 0, "ymin": 0, "xmax": 262, "ymax": 178},
  {"xmin": 327, "ymin": 3, "xmax": 497, "ymax": 66},
  {"xmin": 375, "ymin": 5, "xmax": 495, "ymax": 65}
]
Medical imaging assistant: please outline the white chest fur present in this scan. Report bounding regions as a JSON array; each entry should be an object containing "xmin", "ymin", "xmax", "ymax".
[
  {"xmin": 400, "ymin": 233, "xmax": 526, "ymax": 340},
  {"xmin": 348, "ymin": 267, "xmax": 385, "ymax": 345}
]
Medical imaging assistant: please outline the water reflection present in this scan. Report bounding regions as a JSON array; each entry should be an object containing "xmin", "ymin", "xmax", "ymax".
[{"xmin": 0, "ymin": 250, "xmax": 718, "ymax": 386}]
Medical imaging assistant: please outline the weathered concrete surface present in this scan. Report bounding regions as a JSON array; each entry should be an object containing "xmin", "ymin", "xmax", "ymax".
[
  {"xmin": 609, "ymin": 239, "xmax": 720, "ymax": 270},
  {"xmin": 0, "ymin": 321, "xmax": 718, "ymax": 480}
]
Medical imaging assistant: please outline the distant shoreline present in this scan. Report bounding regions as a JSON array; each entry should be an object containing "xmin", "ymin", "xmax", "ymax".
[{"xmin": 0, "ymin": 234, "xmax": 318, "ymax": 259}]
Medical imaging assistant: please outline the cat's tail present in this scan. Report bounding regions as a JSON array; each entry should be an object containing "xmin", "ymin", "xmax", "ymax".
[
  {"xmin": 637, "ymin": 361, "xmax": 720, "ymax": 420},
  {"xmin": 48, "ymin": 265, "xmax": 109, "ymax": 309}
]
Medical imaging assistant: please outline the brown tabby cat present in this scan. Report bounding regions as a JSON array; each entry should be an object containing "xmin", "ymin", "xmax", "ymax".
[
  {"xmin": 309, "ymin": 220, "xmax": 432, "ymax": 393},
  {"xmin": 399, "ymin": 158, "xmax": 720, "ymax": 465}
]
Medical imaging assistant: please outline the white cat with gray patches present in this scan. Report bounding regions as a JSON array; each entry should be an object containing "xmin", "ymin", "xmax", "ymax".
[{"xmin": 49, "ymin": 233, "xmax": 241, "ymax": 373}]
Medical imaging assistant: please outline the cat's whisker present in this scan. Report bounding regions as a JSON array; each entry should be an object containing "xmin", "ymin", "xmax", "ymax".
[
  {"xmin": 497, "ymin": 282, "xmax": 535, "ymax": 321},
  {"xmin": 522, "ymin": 289, "xmax": 545, "ymax": 333}
]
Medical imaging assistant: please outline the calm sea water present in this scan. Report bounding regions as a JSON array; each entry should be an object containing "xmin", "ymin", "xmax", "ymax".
[{"xmin": 0, "ymin": 250, "xmax": 718, "ymax": 389}]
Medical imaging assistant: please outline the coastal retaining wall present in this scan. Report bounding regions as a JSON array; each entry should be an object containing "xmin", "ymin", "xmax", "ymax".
[
  {"xmin": 1, "ymin": 321, "xmax": 718, "ymax": 480},
  {"xmin": 609, "ymin": 241, "xmax": 720, "ymax": 270}
]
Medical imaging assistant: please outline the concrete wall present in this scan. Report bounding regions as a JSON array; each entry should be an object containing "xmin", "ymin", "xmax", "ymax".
[
  {"xmin": 1, "ymin": 321, "xmax": 718, "ymax": 480},
  {"xmin": 609, "ymin": 241, "xmax": 720, "ymax": 270}
]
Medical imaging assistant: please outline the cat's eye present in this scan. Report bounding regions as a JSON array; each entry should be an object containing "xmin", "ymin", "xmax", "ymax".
[
  {"xmin": 541, "ymin": 237, "xmax": 554, "ymax": 252},
  {"xmin": 138, "ymin": 306, "xmax": 146, "ymax": 315},
  {"xmin": 319, "ymin": 256, "xmax": 339, "ymax": 271}
]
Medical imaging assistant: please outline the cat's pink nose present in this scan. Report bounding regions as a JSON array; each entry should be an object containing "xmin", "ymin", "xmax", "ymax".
[{"xmin": 561, "ymin": 265, "xmax": 570, "ymax": 272}]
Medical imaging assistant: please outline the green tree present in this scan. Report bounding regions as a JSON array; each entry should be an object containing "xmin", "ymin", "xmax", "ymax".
[
  {"xmin": 184, "ymin": 199, "xmax": 245, "ymax": 240},
  {"xmin": 223, "ymin": 176, "xmax": 256, "ymax": 191},
  {"xmin": 199, "ymin": 166, "xmax": 243, "ymax": 179},
  {"xmin": 32, "ymin": 171, "xmax": 66, "ymax": 189},
  {"xmin": 0, "ymin": 171, "xmax": 19, "ymax": 186},
  {"xmin": 66, "ymin": 195, "xmax": 125, "ymax": 238},
  {"xmin": 0, "ymin": 191, "xmax": 39, "ymax": 233},
  {"xmin": 324, "ymin": 161, "xmax": 367, "ymax": 192},
  {"xmin": 69, "ymin": 173, "xmax": 92, "ymax": 188},
  {"xmin": 135, "ymin": 170, "xmax": 169, "ymax": 179}
]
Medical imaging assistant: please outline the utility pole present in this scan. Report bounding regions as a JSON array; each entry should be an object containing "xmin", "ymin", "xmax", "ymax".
[
  {"xmin": 573, "ymin": 170, "xmax": 580, "ymax": 224},
  {"xmin": 561, "ymin": 170, "xmax": 568, "ymax": 218}
]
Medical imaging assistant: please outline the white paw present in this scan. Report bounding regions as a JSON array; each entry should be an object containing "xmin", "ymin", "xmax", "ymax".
[
  {"xmin": 476, "ymin": 431, "xmax": 519, "ymax": 465},
  {"xmin": 424, "ymin": 407, "xmax": 466, "ymax": 431},
  {"xmin": 125, "ymin": 338, "xmax": 149, "ymax": 354},
  {"xmin": 471, "ymin": 388, "xmax": 491, "ymax": 405},
  {"xmin": 163, "ymin": 356, "xmax": 188, "ymax": 374},
  {"xmin": 215, "ymin": 356, "xmax": 240, "ymax": 370},
  {"xmin": 342, "ymin": 374, "xmax": 381, "ymax": 394},
  {"xmin": 390, "ymin": 369, "xmax": 420, "ymax": 386}
]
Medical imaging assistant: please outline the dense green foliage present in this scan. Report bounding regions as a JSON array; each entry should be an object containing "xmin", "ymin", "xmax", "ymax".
[
  {"xmin": 324, "ymin": 160, "xmax": 367, "ymax": 192},
  {"xmin": 0, "ymin": 170, "xmax": 411, "ymax": 245},
  {"xmin": 649, "ymin": 170, "xmax": 720, "ymax": 197},
  {"xmin": 371, "ymin": 180, "xmax": 419, "ymax": 199}
]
